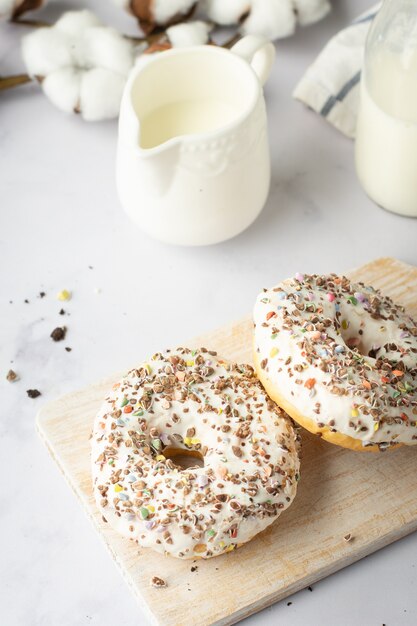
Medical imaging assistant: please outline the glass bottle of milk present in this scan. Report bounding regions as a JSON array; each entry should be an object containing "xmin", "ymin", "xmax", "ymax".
[{"xmin": 355, "ymin": 0, "xmax": 417, "ymax": 217}]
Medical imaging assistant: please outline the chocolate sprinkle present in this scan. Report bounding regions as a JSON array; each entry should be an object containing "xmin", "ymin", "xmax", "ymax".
[
  {"xmin": 6, "ymin": 369, "xmax": 18, "ymax": 382},
  {"xmin": 50, "ymin": 326, "xmax": 66, "ymax": 342},
  {"xmin": 26, "ymin": 389, "xmax": 41, "ymax": 398}
]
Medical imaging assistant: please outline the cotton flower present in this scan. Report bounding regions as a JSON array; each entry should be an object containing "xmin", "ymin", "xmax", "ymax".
[
  {"xmin": 295, "ymin": 0, "xmax": 331, "ymax": 26},
  {"xmin": 166, "ymin": 20, "xmax": 212, "ymax": 47},
  {"xmin": 204, "ymin": 0, "xmax": 331, "ymax": 40},
  {"xmin": 144, "ymin": 20, "xmax": 212, "ymax": 53},
  {"xmin": 21, "ymin": 10, "xmax": 135, "ymax": 121},
  {"xmin": 115, "ymin": 0, "xmax": 198, "ymax": 34},
  {"xmin": 0, "ymin": 0, "xmax": 46, "ymax": 21},
  {"xmin": 202, "ymin": 0, "xmax": 250, "ymax": 26},
  {"xmin": 242, "ymin": 0, "xmax": 297, "ymax": 40}
]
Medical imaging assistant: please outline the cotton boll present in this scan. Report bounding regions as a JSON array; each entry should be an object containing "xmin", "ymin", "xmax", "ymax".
[
  {"xmin": 166, "ymin": 21, "xmax": 212, "ymax": 47},
  {"xmin": 22, "ymin": 28, "xmax": 73, "ymax": 77},
  {"xmin": 42, "ymin": 68, "xmax": 81, "ymax": 114},
  {"xmin": 295, "ymin": 0, "xmax": 331, "ymax": 26},
  {"xmin": 83, "ymin": 27, "xmax": 134, "ymax": 75},
  {"xmin": 21, "ymin": 9, "xmax": 135, "ymax": 121},
  {"xmin": 242, "ymin": 0, "xmax": 296, "ymax": 40},
  {"xmin": 128, "ymin": 0, "xmax": 197, "ymax": 34},
  {"xmin": 150, "ymin": 0, "xmax": 197, "ymax": 24},
  {"xmin": 80, "ymin": 68, "xmax": 126, "ymax": 121},
  {"xmin": 203, "ymin": 0, "xmax": 250, "ymax": 25},
  {"xmin": 55, "ymin": 9, "xmax": 102, "ymax": 37}
]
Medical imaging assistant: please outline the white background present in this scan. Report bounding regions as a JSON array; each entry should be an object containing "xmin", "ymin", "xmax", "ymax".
[{"xmin": 1, "ymin": 1, "xmax": 417, "ymax": 624}]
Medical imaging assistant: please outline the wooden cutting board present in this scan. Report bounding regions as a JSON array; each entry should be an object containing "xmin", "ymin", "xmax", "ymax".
[{"xmin": 37, "ymin": 257, "xmax": 417, "ymax": 626}]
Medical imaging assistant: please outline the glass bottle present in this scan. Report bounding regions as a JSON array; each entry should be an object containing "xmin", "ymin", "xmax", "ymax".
[{"xmin": 355, "ymin": 0, "xmax": 417, "ymax": 217}]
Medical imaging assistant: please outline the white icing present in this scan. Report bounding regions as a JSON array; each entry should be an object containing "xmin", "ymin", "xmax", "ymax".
[
  {"xmin": 92, "ymin": 348, "xmax": 300, "ymax": 559},
  {"xmin": 254, "ymin": 275, "xmax": 417, "ymax": 449}
]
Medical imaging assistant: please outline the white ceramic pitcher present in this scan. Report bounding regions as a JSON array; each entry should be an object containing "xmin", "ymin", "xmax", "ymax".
[{"xmin": 116, "ymin": 36, "xmax": 275, "ymax": 246}]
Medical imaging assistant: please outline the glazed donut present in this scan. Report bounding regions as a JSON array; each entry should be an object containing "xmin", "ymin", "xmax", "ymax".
[
  {"xmin": 254, "ymin": 274, "xmax": 417, "ymax": 452},
  {"xmin": 92, "ymin": 347, "xmax": 300, "ymax": 559}
]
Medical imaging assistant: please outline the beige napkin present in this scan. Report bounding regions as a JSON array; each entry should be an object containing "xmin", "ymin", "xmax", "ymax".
[{"xmin": 293, "ymin": 4, "xmax": 380, "ymax": 138}]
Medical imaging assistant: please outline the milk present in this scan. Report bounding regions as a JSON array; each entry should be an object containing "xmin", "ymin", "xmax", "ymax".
[
  {"xmin": 355, "ymin": 49, "xmax": 417, "ymax": 217},
  {"xmin": 139, "ymin": 99, "xmax": 238, "ymax": 149}
]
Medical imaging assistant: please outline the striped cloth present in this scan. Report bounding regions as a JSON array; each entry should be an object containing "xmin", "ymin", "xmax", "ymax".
[{"xmin": 293, "ymin": 4, "xmax": 380, "ymax": 138}]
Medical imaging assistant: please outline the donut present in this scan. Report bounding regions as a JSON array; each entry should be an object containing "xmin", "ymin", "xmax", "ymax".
[
  {"xmin": 253, "ymin": 273, "xmax": 417, "ymax": 452},
  {"xmin": 92, "ymin": 347, "xmax": 300, "ymax": 559}
]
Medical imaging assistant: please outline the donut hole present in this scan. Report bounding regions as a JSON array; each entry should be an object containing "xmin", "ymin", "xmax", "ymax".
[
  {"xmin": 163, "ymin": 446, "xmax": 204, "ymax": 470},
  {"xmin": 339, "ymin": 322, "xmax": 380, "ymax": 359}
]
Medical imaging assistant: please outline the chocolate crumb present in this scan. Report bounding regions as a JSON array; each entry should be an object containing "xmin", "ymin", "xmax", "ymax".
[
  {"xmin": 191, "ymin": 566, "xmax": 198, "ymax": 572},
  {"xmin": 308, "ymin": 586, "xmax": 313, "ymax": 592},
  {"xmin": 150, "ymin": 576, "xmax": 166, "ymax": 588},
  {"xmin": 24, "ymin": 299, "xmax": 29, "ymax": 304},
  {"xmin": 287, "ymin": 602, "xmax": 292, "ymax": 606},
  {"xmin": 39, "ymin": 292, "xmax": 46, "ymax": 298},
  {"xmin": 26, "ymin": 389, "xmax": 41, "ymax": 398},
  {"xmin": 6, "ymin": 369, "xmax": 18, "ymax": 382},
  {"xmin": 51, "ymin": 326, "xmax": 66, "ymax": 342},
  {"xmin": 65, "ymin": 347, "xmax": 72, "ymax": 352},
  {"xmin": 59, "ymin": 308, "xmax": 65, "ymax": 315}
]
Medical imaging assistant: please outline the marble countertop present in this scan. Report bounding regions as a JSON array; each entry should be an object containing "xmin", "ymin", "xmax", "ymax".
[{"xmin": 1, "ymin": 1, "xmax": 417, "ymax": 624}]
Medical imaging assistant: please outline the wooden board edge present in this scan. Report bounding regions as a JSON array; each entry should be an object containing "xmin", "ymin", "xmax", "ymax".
[{"xmin": 213, "ymin": 517, "xmax": 417, "ymax": 626}]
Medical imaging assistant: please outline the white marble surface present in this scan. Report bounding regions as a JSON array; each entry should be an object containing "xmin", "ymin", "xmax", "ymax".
[{"xmin": 1, "ymin": 1, "xmax": 417, "ymax": 625}]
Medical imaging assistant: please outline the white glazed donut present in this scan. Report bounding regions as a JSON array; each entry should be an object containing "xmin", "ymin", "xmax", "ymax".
[
  {"xmin": 92, "ymin": 347, "xmax": 300, "ymax": 559},
  {"xmin": 254, "ymin": 274, "xmax": 417, "ymax": 452}
]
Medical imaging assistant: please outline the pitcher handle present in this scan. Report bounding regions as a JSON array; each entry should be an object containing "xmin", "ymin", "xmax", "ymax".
[{"xmin": 230, "ymin": 35, "xmax": 275, "ymax": 86}]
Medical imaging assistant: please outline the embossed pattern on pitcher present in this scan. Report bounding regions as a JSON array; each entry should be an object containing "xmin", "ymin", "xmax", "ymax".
[{"xmin": 178, "ymin": 99, "xmax": 267, "ymax": 177}]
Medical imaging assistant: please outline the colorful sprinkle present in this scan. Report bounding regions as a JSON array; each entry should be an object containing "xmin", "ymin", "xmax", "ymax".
[
  {"xmin": 304, "ymin": 378, "xmax": 316, "ymax": 389},
  {"xmin": 354, "ymin": 292, "xmax": 367, "ymax": 303},
  {"xmin": 57, "ymin": 289, "xmax": 71, "ymax": 301},
  {"xmin": 392, "ymin": 370, "xmax": 404, "ymax": 377},
  {"xmin": 198, "ymin": 475, "xmax": 209, "ymax": 488},
  {"xmin": 139, "ymin": 507, "xmax": 149, "ymax": 519},
  {"xmin": 194, "ymin": 543, "xmax": 207, "ymax": 553},
  {"xmin": 270, "ymin": 347, "xmax": 279, "ymax": 358},
  {"xmin": 327, "ymin": 293, "xmax": 335, "ymax": 302}
]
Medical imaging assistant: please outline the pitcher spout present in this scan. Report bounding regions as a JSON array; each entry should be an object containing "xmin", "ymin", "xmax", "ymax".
[{"xmin": 136, "ymin": 140, "xmax": 181, "ymax": 197}]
